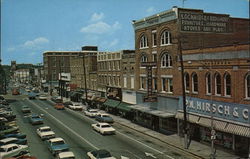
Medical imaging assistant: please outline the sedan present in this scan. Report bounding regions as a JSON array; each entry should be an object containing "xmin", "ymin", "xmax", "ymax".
[
  {"xmin": 0, "ymin": 137, "xmax": 27, "ymax": 146},
  {"xmin": 68, "ymin": 103, "xmax": 83, "ymax": 111},
  {"xmin": 47, "ymin": 137, "xmax": 69, "ymax": 156},
  {"xmin": 38, "ymin": 94, "xmax": 47, "ymax": 100},
  {"xmin": 36, "ymin": 126, "xmax": 55, "ymax": 140},
  {"xmin": 84, "ymin": 109, "xmax": 99, "ymax": 117},
  {"xmin": 29, "ymin": 114, "xmax": 43, "ymax": 125},
  {"xmin": 56, "ymin": 151, "xmax": 75, "ymax": 159},
  {"xmin": 95, "ymin": 114, "xmax": 114, "ymax": 123},
  {"xmin": 87, "ymin": 149, "xmax": 116, "ymax": 159},
  {"xmin": 0, "ymin": 144, "xmax": 29, "ymax": 158},
  {"xmin": 1, "ymin": 133, "xmax": 26, "ymax": 139},
  {"xmin": 54, "ymin": 103, "xmax": 65, "ymax": 110},
  {"xmin": 92, "ymin": 123, "xmax": 116, "ymax": 135},
  {"xmin": 21, "ymin": 106, "xmax": 31, "ymax": 113}
]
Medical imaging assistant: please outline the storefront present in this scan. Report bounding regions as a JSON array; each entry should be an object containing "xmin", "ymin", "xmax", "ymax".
[
  {"xmin": 103, "ymin": 99, "xmax": 120, "ymax": 114},
  {"xmin": 177, "ymin": 96, "xmax": 250, "ymax": 157},
  {"xmin": 117, "ymin": 102, "xmax": 134, "ymax": 120}
]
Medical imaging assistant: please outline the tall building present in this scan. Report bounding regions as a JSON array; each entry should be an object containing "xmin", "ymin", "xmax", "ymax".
[{"xmin": 132, "ymin": 7, "xmax": 249, "ymax": 156}]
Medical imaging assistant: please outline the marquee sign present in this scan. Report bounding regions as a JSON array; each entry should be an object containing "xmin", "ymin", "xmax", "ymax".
[{"xmin": 179, "ymin": 10, "xmax": 230, "ymax": 33}]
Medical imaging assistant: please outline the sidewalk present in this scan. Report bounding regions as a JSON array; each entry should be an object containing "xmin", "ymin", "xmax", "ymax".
[{"xmin": 93, "ymin": 107, "xmax": 240, "ymax": 159}]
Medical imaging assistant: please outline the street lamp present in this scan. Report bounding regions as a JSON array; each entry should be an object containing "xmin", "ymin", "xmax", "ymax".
[{"xmin": 79, "ymin": 52, "xmax": 88, "ymax": 108}]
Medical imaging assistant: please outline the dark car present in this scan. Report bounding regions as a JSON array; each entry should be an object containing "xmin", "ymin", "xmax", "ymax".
[
  {"xmin": 0, "ymin": 100, "xmax": 9, "ymax": 105},
  {"xmin": 0, "ymin": 125, "xmax": 19, "ymax": 136},
  {"xmin": 0, "ymin": 96, "xmax": 4, "ymax": 100},
  {"xmin": 29, "ymin": 114, "xmax": 43, "ymax": 125},
  {"xmin": 87, "ymin": 149, "xmax": 115, "ymax": 159},
  {"xmin": 0, "ymin": 137, "xmax": 27, "ymax": 146},
  {"xmin": 63, "ymin": 101, "xmax": 73, "ymax": 108},
  {"xmin": 0, "ymin": 112, "xmax": 16, "ymax": 122},
  {"xmin": 51, "ymin": 96, "xmax": 63, "ymax": 103},
  {"xmin": 28, "ymin": 92, "xmax": 36, "ymax": 100},
  {"xmin": 1, "ymin": 133, "xmax": 26, "ymax": 139},
  {"xmin": 95, "ymin": 114, "xmax": 114, "ymax": 123}
]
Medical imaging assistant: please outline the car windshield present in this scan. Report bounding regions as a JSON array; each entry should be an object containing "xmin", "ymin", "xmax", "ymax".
[
  {"xmin": 61, "ymin": 157, "xmax": 75, "ymax": 159},
  {"xmin": 52, "ymin": 141, "xmax": 65, "ymax": 145},
  {"xmin": 90, "ymin": 110, "xmax": 98, "ymax": 113},
  {"xmin": 41, "ymin": 128, "xmax": 51, "ymax": 132},
  {"xmin": 98, "ymin": 151, "xmax": 112, "ymax": 158},
  {"xmin": 102, "ymin": 125, "xmax": 111, "ymax": 128},
  {"xmin": 102, "ymin": 115, "xmax": 110, "ymax": 118}
]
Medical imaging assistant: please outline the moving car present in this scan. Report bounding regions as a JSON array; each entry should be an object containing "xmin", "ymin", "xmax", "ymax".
[
  {"xmin": 47, "ymin": 137, "xmax": 69, "ymax": 156},
  {"xmin": 21, "ymin": 106, "xmax": 31, "ymax": 114},
  {"xmin": 84, "ymin": 109, "xmax": 99, "ymax": 117},
  {"xmin": 68, "ymin": 103, "xmax": 83, "ymax": 111},
  {"xmin": 0, "ymin": 137, "xmax": 27, "ymax": 146},
  {"xmin": 0, "ymin": 144, "xmax": 29, "ymax": 159},
  {"xmin": 36, "ymin": 126, "xmax": 55, "ymax": 140},
  {"xmin": 63, "ymin": 101, "xmax": 73, "ymax": 108},
  {"xmin": 92, "ymin": 123, "xmax": 116, "ymax": 135},
  {"xmin": 28, "ymin": 92, "xmax": 36, "ymax": 100},
  {"xmin": 95, "ymin": 114, "xmax": 114, "ymax": 123},
  {"xmin": 54, "ymin": 103, "xmax": 65, "ymax": 110},
  {"xmin": 29, "ymin": 114, "xmax": 43, "ymax": 125},
  {"xmin": 56, "ymin": 151, "xmax": 75, "ymax": 159},
  {"xmin": 38, "ymin": 94, "xmax": 47, "ymax": 100},
  {"xmin": 51, "ymin": 96, "xmax": 63, "ymax": 103},
  {"xmin": 87, "ymin": 149, "xmax": 116, "ymax": 159}
]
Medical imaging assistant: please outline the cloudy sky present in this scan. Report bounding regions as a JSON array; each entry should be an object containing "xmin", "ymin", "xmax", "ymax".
[{"xmin": 1, "ymin": 0, "xmax": 249, "ymax": 65}]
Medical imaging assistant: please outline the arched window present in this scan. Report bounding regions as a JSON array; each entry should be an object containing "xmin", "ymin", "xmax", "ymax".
[
  {"xmin": 161, "ymin": 53, "xmax": 172, "ymax": 67},
  {"xmin": 140, "ymin": 35, "xmax": 148, "ymax": 48},
  {"xmin": 246, "ymin": 73, "xmax": 250, "ymax": 98},
  {"xmin": 215, "ymin": 73, "xmax": 221, "ymax": 95},
  {"xmin": 224, "ymin": 73, "xmax": 231, "ymax": 96},
  {"xmin": 192, "ymin": 73, "xmax": 198, "ymax": 93},
  {"xmin": 206, "ymin": 73, "xmax": 211, "ymax": 95},
  {"xmin": 140, "ymin": 55, "xmax": 148, "ymax": 63},
  {"xmin": 160, "ymin": 30, "xmax": 171, "ymax": 45},
  {"xmin": 184, "ymin": 73, "xmax": 189, "ymax": 92}
]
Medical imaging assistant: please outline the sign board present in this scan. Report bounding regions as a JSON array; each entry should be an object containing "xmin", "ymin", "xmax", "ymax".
[
  {"xmin": 179, "ymin": 10, "xmax": 230, "ymax": 33},
  {"xmin": 141, "ymin": 62, "xmax": 157, "ymax": 67},
  {"xmin": 144, "ymin": 96, "xmax": 157, "ymax": 102},
  {"xmin": 59, "ymin": 73, "xmax": 71, "ymax": 81},
  {"xmin": 106, "ymin": 86, "xmax": 122, "ymax": 101}
]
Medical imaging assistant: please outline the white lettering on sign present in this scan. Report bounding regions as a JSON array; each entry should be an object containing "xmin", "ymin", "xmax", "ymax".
[
  {"xmin": 243, "ymin": 109, "xmax": 249, "ymax": 119},
  {"xmin": 233, "ymin": 107, "xmax": 239, "ymax": 118}
]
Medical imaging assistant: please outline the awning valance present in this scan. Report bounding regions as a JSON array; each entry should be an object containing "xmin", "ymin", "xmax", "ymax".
[
  {"xmin": 104, "ymin": 99, "xmax": 120, "ymax": 108},
  {"xmin": 117, "ymin": 102, "xmax": 132, "ymax": 112}
]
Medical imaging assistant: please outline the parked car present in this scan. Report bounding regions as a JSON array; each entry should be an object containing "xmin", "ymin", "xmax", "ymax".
[
  {"xmin": 92, "ymin": 123, "xmax": 116, "ymax": 135},
  {"xmin": 28, "ymin": 93, "xmax": 36, "ymax": 100},
  {"xmin": 1, "ymin": 134, "xmax": 26, "ymax": 140},
  {"xmin": 68, "ymin": 103, "xmax": 83, "ymax": 111},
  {"xmin": 87, "ymin": 149, "xmax": 116, "ymax": 159},
  {"xmin": 0, "ymin": 144, "xmax": 29, "ymax": 159},
  {"xmin": 29, "ymin": 114, "xmax": 43, "ymax": 125},
  {"xmin": 63, "ymin": 101, "xmax": 73, "ymax": 108},
  {"xmin": 54, "ymin": 103, "xmax": 65, "ymax": 110},
  {"xmin": 36, "ymin": 126, "xmax": 55, "ymax": 140},
  {"xmin": 38, "ymin": 94, "xmax": 47, "ymax": 100},
  {"xmin": 84, "ymin": 109, "xmax": 99, "ymax": 117},
  {"xmin": 51, "ymin": 96, "xmax": 63, "ymax": 103},
  {"xmin": 21, "ymin": 106, "xmax": 31, "ymax": 114},
  {"xmin": 95, "ymin": 114, "xmax": 114, "ymax": 123},
  {"xmin": 56, "ymin": 151, "xmax": 75, "ymax": 159},
  {"xmin": 0, "ymin": 96, "xmax": 4, "ymax": 100},
  {"xmin": 0, "ymin": 137, "xmax": 27, "ymax": 146},
  {"xmin": 6, "ymin": 156, "xmax": 38, "ymax": 159},
  {"xmin": 0, "ymin": 126, "xmax": 19, "ymax": 136},
  {"xmin": 47, "ymin": 137, "xmax": 69, "ymax": 156}
]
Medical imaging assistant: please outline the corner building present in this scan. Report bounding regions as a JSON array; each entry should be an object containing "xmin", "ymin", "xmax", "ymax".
[{"xmin": 133, "ymin": 7, "xmax": 249, "ymax": 156}]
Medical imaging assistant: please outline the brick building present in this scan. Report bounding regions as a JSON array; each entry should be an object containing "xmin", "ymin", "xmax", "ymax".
[{"xmin": 132, "ymin": 7, "xmax": 249, "ymax": 156}]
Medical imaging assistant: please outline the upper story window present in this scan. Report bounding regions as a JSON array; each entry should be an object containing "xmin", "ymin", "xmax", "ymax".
[
  {"xmin": 245, "ymin": 73, "xmax": 250, "ymax": 99},
  {"xmin": 206, "ymin": 73, "xmax": 211, "ymax": 95},
  {"xmin": 160, "ymin": 30, "xmax": 171, "ymax": 45},
  {"xmin": 152, "ymin": 30, "xmax": 157, "ymax": 47},
  {"xmin": 140, "ymin": 35, "xmax": 148, "ymax": 48},
  {"xmin": 161, "ymin": 53, "xmax": 172, "ymax": 67},
  {"xmin": 215, "ymin": 73, "xmax": 221, "ymax": 95},
  {"xmin": 224, "ymin": 73, "xmax": 231, "ymax": 97},
  {"xmin": 192, "ymin": 73, "xmax": 198, "ymax": 93},
  {"xmin": 184, "ymin": 73, "xmax": 190, "ymax": 92},
  {"xmin": 141, "ymin": 55, "xmax": 148, "ymax": 63}
]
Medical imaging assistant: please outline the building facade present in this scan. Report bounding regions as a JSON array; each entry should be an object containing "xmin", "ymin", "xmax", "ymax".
[{"xmin": 133, "ymin": 7, "xmax": 249, "ymax": 156}]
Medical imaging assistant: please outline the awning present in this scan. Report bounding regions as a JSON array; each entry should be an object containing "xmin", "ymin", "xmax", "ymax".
[
  {"xmin": 130, "ymin": 105, "xmax": 175, "ymax": 118},
  {"xmin": 69, "ymin": 92, "xmax": 82, "ymax": 97},
  {"xmin": 104, "ymin": 99, "xmax": 120, "ymax": 108},
  {"xmin": 117, "ymin": 102, "xmax": 132, "ymax": 112},
  {"xmin": 176, "ymin": 111, "xmax": 250, "ymax": 137}
]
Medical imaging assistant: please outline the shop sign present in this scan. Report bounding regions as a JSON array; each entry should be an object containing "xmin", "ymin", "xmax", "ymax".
[
  {"xmin": 59, "ymin": 73, "xmax": 71, "ymax": 81},
  {"xmin": 179, "ymin": 10, "xmax": 229, "ymax": 33},
  {"xmin": 106, "ymin": 86, "xmax": 122, "ymax": 101},
  {"xmin": 179, "ymin": 96, "xmax": 250, "ymax": 124}
]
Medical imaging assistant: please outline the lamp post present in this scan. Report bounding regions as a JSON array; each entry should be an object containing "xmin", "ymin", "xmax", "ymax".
[{"xmin": 79, "ymin": 52, "xmax": 88, "ymax": 108}]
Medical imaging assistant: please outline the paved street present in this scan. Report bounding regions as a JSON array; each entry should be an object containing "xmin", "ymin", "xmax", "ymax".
[{"xmin": 9, "ymin": 95, "xmax": 194, "ymax": 159}]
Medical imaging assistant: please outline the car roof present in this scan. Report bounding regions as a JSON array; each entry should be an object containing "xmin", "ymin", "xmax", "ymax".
[
  {"xmin": 49, "ymin": 137, "xmax": 64, "ymax": 142},
  {"xmin": 39, "ymin": 126, "xmax": 50, "ymax": 129},
  {"xmin": 1, "ymin": 143, "xmax": 18, "ymax": 149},
  {"xmin": 58, "ymin": 151, "xmax": 75, "ymax": 158},
  {"xmin": 89, "ymin": 109, "xmax": 98, "ymax": 111},
  {"xmin": 97, "ymin": 122, "xmax": 110, "ymax": 126},
  {"xmin": 0, "ymin": 137, "xmax": 17, "ymax": 142}
]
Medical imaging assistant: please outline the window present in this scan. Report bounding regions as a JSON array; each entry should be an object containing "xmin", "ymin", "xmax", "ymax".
[
  {"xmin": 224, "ymin": 73, "xmax": 231, "ymax": 96},
  {"xmin": 131, "ymin": 76, "xmax": 134, "ymax": 89},
  {"xmin": 141, "ymin": 55, "xmax": 148, "ymax": 63},
  {"xmin": 123, "ymin": 76, "xmax": 127, "ymax": 88},
  {"xmin": 215, "ymin": 73, "xmax": 221, "ymax": 95},
  {"xmin": 153, "ymin": 78, "xmax": 157, "ymax": 91},
  {"xmin": 140, "ymin": 35, "xmax": 148, "ymax": 48},
  {"xmin": 161, "ymin": 77, "xmax": 173, "ymax": 93},
  {"xmin": 206, "ymin": 73, "xmax": 211, "ymax": 95},
  {"xmin": 152, "ymin": 31, "xmax": 157, "ymax": 46},
  {"xmin": 192, "ymin": 73, "xmax": 198, "ymax": 93},
  {"xmin": 140, "ymin": 77, "xmax": 146, "ymax": 90},
  {"xmin": 161, "ymin": 53, "xmax": 172, "ymax": 67},
  {"xmin": 162, "ymin": 78, "xmax": 166, "ymax": 92},
  {"xmin": 246, "ymin": 73, "xmax": 250, "ymax": 98},
  {"xmin": 167, "ymin": 78, "xmax": 173, "ymax": 93},
  {"xmin": 152, "ymin": 53, "xmax": 157, "ymax": 62},
  {"xmin": 161, "ymin": 30, "xmax": 171, "ymax": 45},
  {"xmin": 184, "ymin": 73, "xmax": 190, "ymax": 92}
]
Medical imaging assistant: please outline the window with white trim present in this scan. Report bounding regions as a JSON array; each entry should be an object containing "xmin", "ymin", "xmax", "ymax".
[
  {"xmin": 131, "ymin": 76, "xmax": 134, "ymax": 89},
  {"xmin": 161, "ymin": 77, "xmax": 173, "ymax": 93},
  {"xmin": 153, "ymin": 78, "xmax": 157, "ymax": 91},
  {"xmin": 152, "ymin": 31, "xmax": 157, "ymax": 47},
  {"xmin": 192, "ymin": 73, "xmax": 198, "ymax": 93},
  {"xmin": 224, "ymin": 73, "xmax": 231, "ymax": 96},
  {"xmin": 140, "ymin": 35, "xmax": 148, "ymax": 48},
  {"xmin": 161, "ymin": 53, "xmax": 172, "ymax": 67},
  {"xmin": 160, "ymin": 30, "xmax": 171, "ymax": 45},
  {"xmin": 206, "ymin": 73, "xmax": 211, "ymax": 95},
  {"xmin": 140, "ymin": 77, "xmax": 146, "ymax": 90},
  {"xmin": 246, "ymin": 73, "xmax": 250, "ymax": 98},
  {"xmin": 123, "ymin": 76, "xmax": 127, "ymax": 88},
  {"xmin": 184, "ymin": 73, "xmax": 190, "ymax": 92},
  {"xmin": 141, "ymin": 55, "xmax": 148, "ymax": 62},
  {"xmin": 215, "ymin": 73, "xmax": 221, "ymax": 95}
]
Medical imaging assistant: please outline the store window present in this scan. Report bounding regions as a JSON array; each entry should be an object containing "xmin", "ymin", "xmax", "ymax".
[
  {"xmin": 215, "ymin": 73, "xmax": 221, "ymax": 95},
  {"xmin": 140, "ymin": 35, "xmax": 148, "ymax": 48},
  {"xmin": 224, "ymin": 73, "xmax": 231, "ymax": 97},
  {"xmin": 245, "ymin": 73, "xmax": 250, "ymax": 98},
  {"xmin": 160, "ymin": 30, "xmax": 172, "ymax": 45},
  {"xmin": 161, "ymin": 53, "xmax": 172, "ymax": 67},
  {"xmin": 206, "ymin": 73, "xmax": 211, "ymax": 95},
  {"xmin": 192, "ymin": 73, "xmax": 198, "ymax": 93}
]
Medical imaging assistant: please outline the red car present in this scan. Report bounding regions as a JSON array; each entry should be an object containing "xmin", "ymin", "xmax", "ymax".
[{"xmin": 54, "ymin": 103, "xmax": 65, "ymax": 110}]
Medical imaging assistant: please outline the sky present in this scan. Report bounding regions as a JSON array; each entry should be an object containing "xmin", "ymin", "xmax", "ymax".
[{"xmin": 1, "ymin": 0, "xmax": 249, "ymax": 65}]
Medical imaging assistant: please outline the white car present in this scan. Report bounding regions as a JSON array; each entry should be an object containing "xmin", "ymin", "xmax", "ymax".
[
  {"xmin": 36, "ymin": 126, "xmax": 55, "ymax": 140},
  {"xmin": 68, "ymin": 103, "xmax": 83, "ymax": 111},
  {"xmin": 84, "ymin": 109, "xmax": 100, "ymax": 117},
  {"xmin": 92, "ymin": 123, "xmax": 116, "ymax": 135},
  {"xmin": 39, "ymin": 94, "xmax": 47, "ymax": 100},
  {"xmin": 87, "ymin": 149, "xmax": 116, "ymax": 159},
  {"xmin": 56, "ymin": 151, "xmax": 75, "ymax": 159},
  {"xmin": 0, "ymin": 143, "xmax": 29, "ymax": 158}
]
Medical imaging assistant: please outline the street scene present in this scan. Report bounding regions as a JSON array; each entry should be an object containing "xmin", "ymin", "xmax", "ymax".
[{"xmin": 0, "ymin": 0, "xmax": 249, "ymax": 159}]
